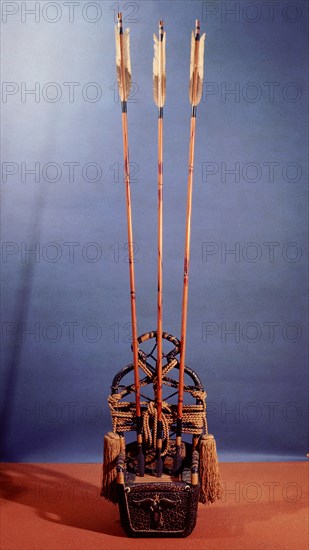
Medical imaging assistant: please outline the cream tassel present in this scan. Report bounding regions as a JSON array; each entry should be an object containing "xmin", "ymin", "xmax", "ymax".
[
  {"xmin": 101, "ymin": 432, "xmax": 121, "ymax": 503},
  {"xmin": 199, "ymin": 434, "xmax": 222, "ymax": 504}
]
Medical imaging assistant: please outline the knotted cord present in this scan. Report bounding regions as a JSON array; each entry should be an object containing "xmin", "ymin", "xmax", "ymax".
[{"xmin": 107, "ymin": 332, "xmax": 209, "ymax": 454}]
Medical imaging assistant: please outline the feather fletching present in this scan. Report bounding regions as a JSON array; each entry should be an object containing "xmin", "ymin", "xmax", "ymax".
[
  {"xmin": 153, "ymin": 33, "xmax": 159, "ymax": 104},
  {"xmin": 189, "ymin": 31, "xmax": 195, "ymax": 82},
  {"xmin": 115, "ymin": 26, "xmax": 132, "ymax": 102},
  {"xmin": 115, "ymin": 25, "xmax": 120, "ymax": 71},
  {"xmin": 189, "ymin": 31, "xmax": 206, "ymax": 106},
  {"xmin": 153, "ymin": 32, "xmax": 166, "ymax": 107}
]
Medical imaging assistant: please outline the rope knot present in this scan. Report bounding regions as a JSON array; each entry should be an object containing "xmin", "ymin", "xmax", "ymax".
[{"xmin": 143, "ymin": 400, "xmax": 171, "ymax": 455}]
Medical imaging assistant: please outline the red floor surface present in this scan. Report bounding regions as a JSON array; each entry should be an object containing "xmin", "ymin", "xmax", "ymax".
[{"xmin": 1, "ymin": 462, "xmax": 308, "ymax": 550}]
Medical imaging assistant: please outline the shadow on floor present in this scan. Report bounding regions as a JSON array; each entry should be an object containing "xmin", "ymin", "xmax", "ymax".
[{"xmin": 0, "ymin": 463, "xmax": 125, "ymax": 537}]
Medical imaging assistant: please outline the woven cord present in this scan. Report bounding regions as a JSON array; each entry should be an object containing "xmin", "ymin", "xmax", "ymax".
[
  {"xmin": 108, "ymin": 342, "xmax": 208, "ymax": 441},
  {"xmin": 143, "ymin": 401, "xmax": 171, "ymax": 456}
]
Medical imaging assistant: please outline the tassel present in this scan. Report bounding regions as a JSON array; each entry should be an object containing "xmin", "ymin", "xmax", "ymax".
[
  {"xmin": 199, "ymin": 434, "xmax": 222, "ymax": 504},
  {"xmin": 101, "ymin": 431, "xmax": 121, "ymax": 503}
]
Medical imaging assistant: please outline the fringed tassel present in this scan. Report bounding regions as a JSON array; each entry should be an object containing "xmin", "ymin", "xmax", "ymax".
[
  {"xmin": 101, "ymin": 431, "xmax": 121, "ymax": 503},
  {"xmin": 198, "ymin": 433, "xmax": 222, "ymax": 504}
]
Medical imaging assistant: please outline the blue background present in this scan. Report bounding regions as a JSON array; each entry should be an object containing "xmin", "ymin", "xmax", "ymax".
[{"xmin": 1, "ymin": 0, "xmax": 308, "ymax": 462}]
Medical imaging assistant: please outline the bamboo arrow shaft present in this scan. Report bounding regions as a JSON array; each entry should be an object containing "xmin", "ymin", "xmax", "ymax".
[
  {"xmin": 177, "ymin": 115, "xmax": 196, "ymax": 419},
  {"xmin": 157, "ymin": 114, "xmax": 163, "ymax": 422},
  {"xmin": 121, "ymin": 110, "xmax": 141, "ymax": 420},
  {"xmin": 156, "ymin": 111, "xmax": 163, "ymax": 477},
  {"xmin": 116, "ymin": 14, "xmax": 144, "ymax": 475}
]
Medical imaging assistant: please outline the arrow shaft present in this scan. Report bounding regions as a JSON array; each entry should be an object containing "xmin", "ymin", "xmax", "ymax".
[
  {"xmin": 121, "ymin": 110, "xmax": 141, "ymax": 420},
  {"xmin": 157, "ymin": 113, "xmax": 163, "ymax": 423},
  {"xmin": 156, "ymin": 113, "xmax": 163, "ymax": 476},
  {"xmin": 177, "ymin": 114, "xmax": 196, "ymax": 422},
  {"xmin": 117, "ymin": 15, "xmax": 143, "ymax": 475}
]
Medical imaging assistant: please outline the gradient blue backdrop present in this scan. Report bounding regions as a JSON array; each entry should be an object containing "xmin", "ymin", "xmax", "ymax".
[{"xmin": 1, "ymin": 0, "xmax": 308, "ymax": 462}]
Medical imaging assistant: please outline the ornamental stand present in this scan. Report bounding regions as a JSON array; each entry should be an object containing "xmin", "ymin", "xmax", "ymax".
[{"xmin": 102, "ymin": 331, "xmax": 221, "ymax": 537}]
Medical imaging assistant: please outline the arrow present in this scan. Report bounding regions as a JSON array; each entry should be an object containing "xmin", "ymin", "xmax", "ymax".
[
  {"xmin": 153, "ymin": 20, "xmax": 166, "ymax": 477},
  {"xmin": 115, "ymin": 12, "xmax": 144, "ymax": 476},
  {"xmin": 174, "ymin": 19, "xmax": 206, "ymax": 473}
]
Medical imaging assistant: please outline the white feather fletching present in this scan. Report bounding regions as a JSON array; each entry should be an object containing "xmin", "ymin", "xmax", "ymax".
[
  {"xmin": 189, "ymin": 31, "xmax": 206, "ymax": 106},
  {"xmin": 153, "ymin": 32, "xmax": 166, "ymax": 107},
  {"xmin": 198, "ymin": 33, "xmax": 206, "ymax": 84},
  {"xmin": 189, "ymin": 31, "xmax": 195, "ymax": 82},
  {"xmin": 115, "ymin": 26, "xmax": 132, "ymax": 102}
]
